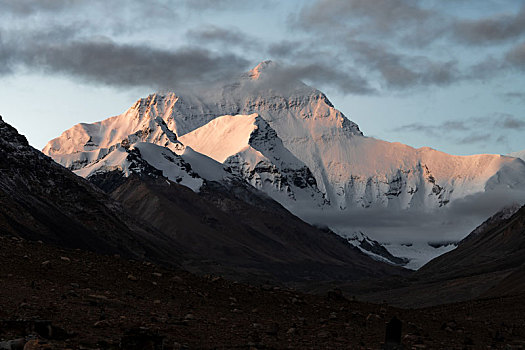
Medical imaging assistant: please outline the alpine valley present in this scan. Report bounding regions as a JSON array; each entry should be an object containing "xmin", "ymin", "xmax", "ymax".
[
  {"xmin": 43, "ymin": 61, "xmax": 525, "ymax": 269},
  {"xmin": 4, "ymin": 62, "xmax": 525, "ymax": 349}
]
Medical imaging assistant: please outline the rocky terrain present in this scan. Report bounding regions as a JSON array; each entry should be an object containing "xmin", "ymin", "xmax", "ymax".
[{"xmin": 2, "ymin": 235, "xmax": 525, "ymax": 349}]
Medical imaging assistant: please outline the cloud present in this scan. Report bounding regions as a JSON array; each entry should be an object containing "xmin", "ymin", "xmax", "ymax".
[
  {"xmin": 453, "ymin": 5, "xmax": 525, "ymax": 45},
  {"xmin": 496, "ymin": 113, "xmax": 525, "ymax": 129},
  {"xmin": 505, "ymin": 41, "xmax": 525, "ymax": 69},
  {"xmin": 268, "ymin": 38, "xmax": 463, "ymax": 91},
  {"xmin": 397, "ymin": 120, "xmax": 472, "ymax": 138},
  {"xmin": 267, "ymin": 40, "xmax": 300, "ymax": 59},
  {"xmin": 288, "ymin": 2, "xmax": 466, "ymax": 91},
  {"xmin": 346, "ymin": 41, "xmax": 461, "ymax": 89},
  {"xmin": 287, "ymin": 1, "xmax": 525, "ymax": 92},
  {"xmin": 496, "ymin": 135, "xmax": 508, "ymax": 143},
  {"xmin": 503, "ymin": 92, "xmax": 525, "ymax": 103},
  {"xmin": 293, "ymin": 0, "xmax": 436, "ymax": 37},
  {"xmin": 269, "ymin": 62, "xmax": 376, "ymax": 95},
  {"xmin": 457, "ymin": 133, "xmax": 491, "ymax": 145},
  {"xmin": 394, "ymin": 114, "xmax": 525, "ymax": 145},
  {"xmin": 0, "ymin": 27, "xmax": 250, "ymax": 90},
  {"xmin": 0, "ymin": 0, "xmax": 74, "ymax": 15},
  {"xmin": 0, "ymin": 0, "xmax": 179, "ymax": 36},
  {"xmin": 297, "ymin": 188, "xmax": 525, "ymax": 244},
  {"xmin": 2, "ymin": 0, "xmax": 525, "ymax": 96},
  {"xmin": 182, "ymin": 0, "xmax": 274, "ymax": 10},
  {"xmin": 294, "ymin": 1, "xmax": 525, "ymax": 47},
  {"xmin": 235, "ymin": 61, "xmax": 376, "ymax": 96},
  {"xmin": 186, "ymin": 25, "xmax": 258, "ymax": 50}
]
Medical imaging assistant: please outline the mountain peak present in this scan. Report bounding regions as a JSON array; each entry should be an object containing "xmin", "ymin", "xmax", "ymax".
[
  {"xmin": 0, "ymin": 115, "xmax": 30, "ymax": 149},
  {"xmin": 246, "ymin": 60, "xmax": 277, "ymax": 80}
]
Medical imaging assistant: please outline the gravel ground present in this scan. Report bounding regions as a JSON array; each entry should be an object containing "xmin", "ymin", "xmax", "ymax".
[{"xmin": 1, "ymin": 235, "xmax": 525, "ymax": 349}]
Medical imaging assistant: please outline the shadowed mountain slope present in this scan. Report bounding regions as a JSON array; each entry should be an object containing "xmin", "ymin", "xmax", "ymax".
[
  {"xmin": 1, "ymin": 115, "xmax": 405, "ymax": 285},
  {"xmin": 0, "ymin": 115, "xmax": 180, "ymax": 262}
]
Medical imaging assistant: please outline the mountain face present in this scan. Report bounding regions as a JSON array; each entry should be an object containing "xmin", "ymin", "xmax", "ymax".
[
  {"xmin": 43, "ymin": 61, "xmax": 525, "ymax": 265},
  {"xmin": 2, "ymin": 115, "xmax": 404, "ymax": 284},
  {"xmin": 0, "ymin": 115, "xmax": 182, "ymax": 261},
  {"xmin": 417, "ymin": 203, "xmax": 525, "ymax": 281},
  {"xmin": 339, "ymin": 231, "xmax": 408, "ymax": 266},
  {"xmin": 421, "ymin": 203, "xmax": 525, "ymax": 301},
  {"xmin": 93, "ymin": 172, "xmax": 404, "ymax": 283},
  {"xmin": 356, "ymin": 204, "xmax": 525, "ymax": 307},
  {"xmin": 178, "ymin": 113, "xmax": 327, "ymax": 209}
]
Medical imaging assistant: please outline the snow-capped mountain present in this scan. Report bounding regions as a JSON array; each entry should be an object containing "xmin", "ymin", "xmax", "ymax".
[
  {"xmin": 2, "ymin": 115, "xmax": 405, "ymax": 283},
  {"xmin": 72, "ymin": 141, "xmax": 204, "ymax": 192},
  {"xmin": 43, "ymin": 61, "xmax": 525, "ymax": 266},
  {"xmin": 45, "ymin": 61, "xmax": 525, "ymax": 211},
  {"xmin": 0, "ymin": 115, "xmax": 179, "ymax": 259},
  {"xmin": 340, "ymin": 231, "xmax": 408, "ymax": 266},
  {"xmin": 179, "ymin": 113, "xmax": 327, "ymax": 209}
]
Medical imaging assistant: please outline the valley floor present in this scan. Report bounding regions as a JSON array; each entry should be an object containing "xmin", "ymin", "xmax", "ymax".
[{"xmin": 1, "ymin": 235, "xmax": 524, "ymax": 349}]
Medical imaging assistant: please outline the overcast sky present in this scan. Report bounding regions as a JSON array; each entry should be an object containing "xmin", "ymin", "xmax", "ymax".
[{"xmin": 1, "ymin": 0, "xmax": 525, "ymax": 155}]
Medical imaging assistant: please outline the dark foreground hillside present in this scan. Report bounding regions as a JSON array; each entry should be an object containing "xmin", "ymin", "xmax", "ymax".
[
  {"xmin": 359, "ymin": 204, "xmax": 525, "ymax": 309},
  {"xmin": 2, "ymin": 235, "xmax": 525, "ymax": 349}
]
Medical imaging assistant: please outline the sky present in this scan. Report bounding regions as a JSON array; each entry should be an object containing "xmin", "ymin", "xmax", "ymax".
[{"xmin": 1, "ymin": 0, "xmax": 525, "ymax": 155}]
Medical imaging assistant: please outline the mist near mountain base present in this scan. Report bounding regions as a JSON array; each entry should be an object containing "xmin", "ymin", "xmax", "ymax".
[{"xmin": 298, "ymin": 187, "xmax": 525, "ymax": 244}]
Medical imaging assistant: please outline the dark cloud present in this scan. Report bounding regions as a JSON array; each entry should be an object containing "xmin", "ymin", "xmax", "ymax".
[
  {"xmin": 0, "ymin": 0, "xmax": 74, "ymax": 15},
  {"xmin": 183, "ymin": 0, "xmax": 274, "ymax": 10},
  {"xmin": 2, "ymin": 0, "xmax": 525, "ymax": 95},
  {"xmin": 496, "ymin": 135, "xmax": 507, "ymax": 143},
  {"xmin": 496, "ymin": 113, "xmax": 525, "ymax": 129},
  {"xmin": 269, "ymin": 38, "xmax": 462, "ymax": 91},
  {"xmin": 288, "ymin": 1, "xmax": 466, "ymax": 91},
  {"xmin": 505, "ymin": 41, "xmax": 525, "ymax": 69},
  {"xmin": 266, "ymin": 63, "xmax": 376, "ymax": 95},
  {"xmin": 295, "ymin": 0, "xmax": 525, "ymax": 47},
  {"xmin": 0, "ymin": 0, "xmax": 179, "ymax": 36},
  {"xmin": 291, "ymin": 0, "xmax": 449, "ymax": 49},
  {"xmin": 503, "ymin": 92, "xmax": 525, "ymax": 102},
  {"xmin": 442, "ymin": 121, "xmax": 469, "ymax": 131},
  {"xmin": 395, "ymin": 120, "xmax": 471, "ymax": 139},
  {"xmin": 457, "ymin": 133, "xmax": 491, "ymax": 145},
  {"xmin": 267, "ymin": 41, "xmax": 300, "ymax": 58},
  {"xmin": 465, "ymin": 56, "xmax": 507, "ymax": 81},
  {"xmin": 186, "ymin": 25, "xmax": 258, "ymax": 50},
  {"xmin": 0, "ymin": 0, "xmax": 177, "ymax": 17},
  {"xmin": 347, "ymin": 41, "xmax": 461, "ymax": 89},
  {"xmin": 0, "ymin": 27, "xmax": 250, "ymax": 90},
  {"xmin": 229, "ymin": 61, "xmax": 376, "ymax": 96},
  {"xmin": 260, "ymin": 42, "xmax": 375, "ymax": 94},
  {"xmin": 288, "ymin": 1, "xmax": 525, "ymax": 92},
  {"xmin": 294, "ymin": 0, "xmax": 436, "ymax": 36},
  {"xmin": 395, "ymin": 114, "xmax": 525, "ymax": 144},
  {"xmin": 398, "ymin": 123, "xmax": 441, "ymax": 138},
  {"xmin": 453, "ymin": 5, "xmax": 525, "ymax": 45}
]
